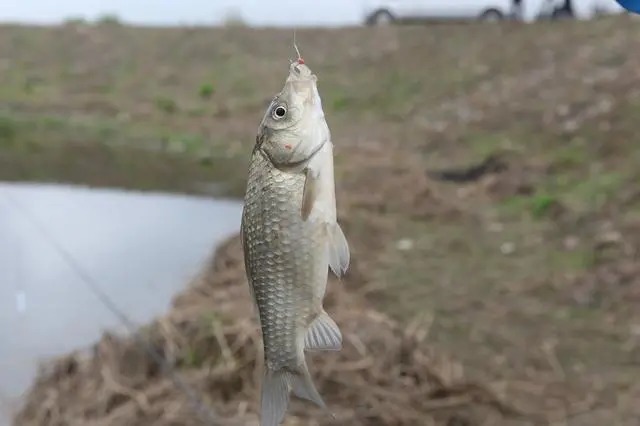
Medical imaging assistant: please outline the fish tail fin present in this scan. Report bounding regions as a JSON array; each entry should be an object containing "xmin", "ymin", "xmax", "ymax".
[
  {"xmin": 260, "ymin": 367, "xmax": 291, "ymax": 426},
  {"xmin": 261, "ymin": 362, "xmax": 332, "ymax": 425}
]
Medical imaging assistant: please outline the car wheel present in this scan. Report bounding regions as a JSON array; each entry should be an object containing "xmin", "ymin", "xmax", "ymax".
[
  {"xmin": 479, "ymin": 9, "xmax": 504, "ymax": 22},
  {"xmin": 368, "ymin": 9, "xmax": 396, "ymax": 26},
  {"xmin": 551, "ymin": 8, "xmax": 573, "ymax": 20}
]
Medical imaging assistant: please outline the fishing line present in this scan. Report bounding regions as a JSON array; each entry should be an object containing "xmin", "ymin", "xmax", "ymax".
[
  {"xmin": 1, "ymin": 191, "xmax": 223, "ymax": 426},
  {"xmin": 289, "ymin": 27, "xmax": 306, "ymax": 66},
  {"xmin": 293, "ymin": 28, "xmax": 302, "ymax": 61}
]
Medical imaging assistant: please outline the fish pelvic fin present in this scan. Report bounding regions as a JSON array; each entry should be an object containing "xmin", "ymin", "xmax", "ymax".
[
  {"xmin": 304, "ymin": 311, "xmax": 342, "ymax": 352},
  {"xmin": 261, "ymin": 362, "xmax": 332, "ymax": 426},
  {"xmin": 327, "ymin": 222, "xmax": 350, "ymax": 278}
]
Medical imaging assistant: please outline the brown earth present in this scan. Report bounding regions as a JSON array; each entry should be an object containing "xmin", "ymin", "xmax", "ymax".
[{"xmin": 4, "ymin": 15, "xmax": 640, "ymax": 425}]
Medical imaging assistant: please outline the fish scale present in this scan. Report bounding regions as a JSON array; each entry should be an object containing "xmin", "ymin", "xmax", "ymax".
[{"xmin": 242, "ymin": 149, "xmax": 328, "ymax": 371}]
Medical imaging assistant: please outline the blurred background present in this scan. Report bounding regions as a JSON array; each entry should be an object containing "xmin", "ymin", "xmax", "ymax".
[{"xmin": 1, "ymin": 1, "xmax": 639, "ymax": 425}]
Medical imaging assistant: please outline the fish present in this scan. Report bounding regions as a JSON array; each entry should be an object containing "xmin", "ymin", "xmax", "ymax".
[{"xmin": 240, "ymin": 55, "xmax": 350, "ymax": 426}]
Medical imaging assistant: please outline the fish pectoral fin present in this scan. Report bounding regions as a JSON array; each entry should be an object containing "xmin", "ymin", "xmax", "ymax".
[
  {"xmin": 304, "ymin": 311, "xmax": 342, "ymax": 352},
  {"xmin": 301, "ymin": 167, "xmax": 320, "ymax": 221},
  {"xmin": 327, "ymin": 222, "xmax": 350, "ymax": 278}
]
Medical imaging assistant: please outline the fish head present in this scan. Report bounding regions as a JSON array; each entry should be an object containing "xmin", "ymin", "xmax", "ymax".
[{"xmin": 257, "ymin": 60, "xmax": 329, "ymax": 169}]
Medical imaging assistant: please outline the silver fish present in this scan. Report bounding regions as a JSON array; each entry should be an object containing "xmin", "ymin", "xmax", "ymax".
[{"xmin": 240, "ymin": 58, "xmax": 350, "ymax": 426}]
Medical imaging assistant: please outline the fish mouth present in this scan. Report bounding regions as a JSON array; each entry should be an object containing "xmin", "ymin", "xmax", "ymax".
[{"xmin": 288, "ymin": 61, "xmax": 314, "ymax": 80}]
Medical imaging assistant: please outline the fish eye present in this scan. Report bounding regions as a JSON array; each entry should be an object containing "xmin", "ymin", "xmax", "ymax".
[{"xmin": 272, "ymin": 104, "xmax": 287, "ymax": 120}]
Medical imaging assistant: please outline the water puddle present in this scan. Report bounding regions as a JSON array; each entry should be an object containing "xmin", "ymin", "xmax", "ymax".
[{"xmin": 0, "ymin": 182, "xmax": 243, "ymax": 424}]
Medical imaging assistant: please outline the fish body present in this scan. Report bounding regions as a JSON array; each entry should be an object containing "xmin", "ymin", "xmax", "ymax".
[{"xmin": 240, "ymin": 59, "xmax": 349, "ymax": 426}]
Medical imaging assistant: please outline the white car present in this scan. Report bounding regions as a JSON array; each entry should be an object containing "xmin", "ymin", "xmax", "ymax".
[{"xmin": 363, "ymin": 0, "xmax": 516, "ymax": 25}]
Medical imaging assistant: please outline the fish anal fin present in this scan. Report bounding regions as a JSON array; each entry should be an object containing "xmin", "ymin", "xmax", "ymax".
[
  {"xmin": 327, "ymin": 222, "xmax": 350, "ymax": 278},
  {"xmin": 304, "ymin": 311, "xmax": 342, "ymax": 352}
]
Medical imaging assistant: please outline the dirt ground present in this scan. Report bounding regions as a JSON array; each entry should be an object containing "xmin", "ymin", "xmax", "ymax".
[{"xmin": 4, "ymin": 15, "xmax": 640, "ymax": 425}]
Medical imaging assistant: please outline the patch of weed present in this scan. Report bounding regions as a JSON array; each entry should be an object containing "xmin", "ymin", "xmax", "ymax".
[
  {"xmin": 467, "ymin": 133, "xmax": 513, "ymax": 158},
  {"xmin": 499, "ymin": 194, "xmax": 532, "ymax": 217},
  {"xmin": 164, "ymin": 133, "xmax": 205, "ymax": 155},
  {"xmin": 182, "ymin": 347, "xmax": 203, "ymax": 368},
  {"xmin": 331, "ymin": 95, "xmax": 351, "ymax": 112},
  {"xmin": 155, "ymin": 96, "xmax": 179, "ymax": 114},
  {"xmin": 530, "ymin": 193, "xmax": 558, "ymax": 219},
  {"xmin": 63, "ymin": 17, "xmax": 87, "ymax": 27},
  {"xmin": 0, "ymin": 114, "xmax": 17, "ymax": 145},
  {"xmin": 377, "ymin": 72, "xmax": 422, "ymax": 116},
  {"xmin": 567, "ymin": 172, "xmax": 625, "ymax": 211},
  {"xmin": 187, "ymin": 107, "xmax": 206, "ymax": 117},
  {"xmin": 553, "ymin": 142, "xmax": 588, "ymax": 168},
  {"xmin": 96, "ymin": 13, "xmax": 122, "ymax": 26},
  {"xmin": 198, "ymin": 83, "xmax": 215, "ymax": 99},
  {"xmin": 551, "ymin": 248, "xmax": 594, "ymax": 271},
  {"xmin": 501, "ymin": 170, "xmax": 626, "ymax": 219}
]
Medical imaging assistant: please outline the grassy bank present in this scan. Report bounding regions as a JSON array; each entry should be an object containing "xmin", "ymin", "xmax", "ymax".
[{"xmin": 5, "ymin": 16, "xmax": 640, "ymax": 425}]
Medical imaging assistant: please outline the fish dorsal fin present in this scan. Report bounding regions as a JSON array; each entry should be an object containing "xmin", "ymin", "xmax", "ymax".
[
  {"xmin": 304, "ymin": 311, "xmax": 342, "ymax": 351},
  {"xmin": 327, "ymin": 222, "xmax": 350, "ymax": 277}
]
